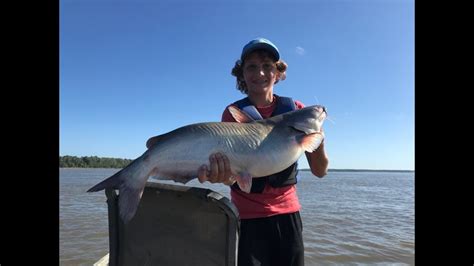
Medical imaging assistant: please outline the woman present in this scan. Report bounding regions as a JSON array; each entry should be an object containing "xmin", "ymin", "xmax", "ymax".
[{"xmin": 198, "ymin": 38, "xmax": 329, "ymax": 266}]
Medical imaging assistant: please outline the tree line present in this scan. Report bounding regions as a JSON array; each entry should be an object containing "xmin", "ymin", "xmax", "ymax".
[{"xmin": 60, "ymin": 155, "xmax": 133, "ymax": 168}]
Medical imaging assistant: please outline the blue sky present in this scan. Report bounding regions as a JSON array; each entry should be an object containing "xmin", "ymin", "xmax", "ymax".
[{"xmin": 60, "ymin": 0, "xmax": 414, "ymax": 170}]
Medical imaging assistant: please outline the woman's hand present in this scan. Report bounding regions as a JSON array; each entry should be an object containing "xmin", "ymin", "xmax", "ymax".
[{"xmin": 197, "ymin": 153, "xmax": 235, "ymax": 185}]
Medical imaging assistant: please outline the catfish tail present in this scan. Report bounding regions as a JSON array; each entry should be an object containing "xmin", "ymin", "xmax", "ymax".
[
  {"xmin": 87, "ymin": 169, "xmax": 124, "ymax": 192},
  {"xmin": 87, "ymin": 157, "xmax": 150, "ymax": 224}
]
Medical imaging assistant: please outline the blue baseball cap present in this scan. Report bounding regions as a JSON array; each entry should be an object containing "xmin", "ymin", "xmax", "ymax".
[{"xmin": 241, "ymin": 38, "xmax": 280, "ymax": 61}]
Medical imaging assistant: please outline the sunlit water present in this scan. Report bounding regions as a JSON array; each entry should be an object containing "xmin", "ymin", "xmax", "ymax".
[{"xmin": 60, "ymin": 168, "xmax": 414, "ymax": 265}]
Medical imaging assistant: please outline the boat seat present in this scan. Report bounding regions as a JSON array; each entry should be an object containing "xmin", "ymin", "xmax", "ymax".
[{"xmin": 103, "ymin": 181, "xmax": 239, "ymax": 266}]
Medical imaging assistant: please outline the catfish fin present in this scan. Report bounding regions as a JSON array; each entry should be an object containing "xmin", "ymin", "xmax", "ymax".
[
  {"xmin": 228, "ymin": 106, "xmax": 255, "ymax": 123},
  {"xmin": 146, "ymin": 135, "xmax": 165, "ymax": 149},
  {"xmin": 87, "ymin": 165, "xmax": 147, "ymax": 224},
  {"xmin": 234, "ymin": 172, "xmax": 253, "ymax": 193},
  {"xmin": 296, "ymin": 132, "xmax": 325, "ymax": 152},
  {"xmin": 150, "ymin": 173, "xmax": 195, "ymax": 184},
  {"xmin": 241, "ymin": 106, "xmax": 263, "ymax": 120}
]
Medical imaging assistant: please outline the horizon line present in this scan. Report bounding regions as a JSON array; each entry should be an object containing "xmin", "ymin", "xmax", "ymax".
[{"xmin": 59, "ymin": 155, "xmax": 414, "ymax": 172}]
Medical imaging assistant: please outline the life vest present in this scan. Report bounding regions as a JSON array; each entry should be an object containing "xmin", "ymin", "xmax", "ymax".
[{"xmin": 231, "ymin": 95, "xmax": 299, "ymax": 193}]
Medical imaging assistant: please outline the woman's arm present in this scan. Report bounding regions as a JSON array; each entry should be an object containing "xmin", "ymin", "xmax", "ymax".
[{"xmin": 305, "ymin": 141, "xmax": 329, "ymax": 178}]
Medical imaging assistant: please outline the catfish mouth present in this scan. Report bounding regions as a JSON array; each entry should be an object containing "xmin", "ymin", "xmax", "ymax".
[
  {"xmin": 319, "ymin": 107, "xmax": 327, "ymax": 122},
  {"xmin": 310, "ymin": 105, "xmax": 327, "ymax": 122},
  {"xmin": 315, "ymin": 105, "xmax": 327, "ymax": 115}
]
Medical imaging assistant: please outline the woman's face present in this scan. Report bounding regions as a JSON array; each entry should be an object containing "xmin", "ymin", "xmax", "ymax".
[{"xmin": 242, "ymin": 52, "xmax": 279, "ymax": 95}]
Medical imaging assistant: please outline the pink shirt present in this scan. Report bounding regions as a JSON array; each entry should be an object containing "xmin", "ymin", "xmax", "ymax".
[{"xmin": 221, "ymin": 96, "xmax": 305, "ymax": 219}]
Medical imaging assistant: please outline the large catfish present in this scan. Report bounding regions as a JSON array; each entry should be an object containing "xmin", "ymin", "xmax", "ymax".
[{"xmin": 88, "ymin": 105, "xmax": 327, "ymax": 223}]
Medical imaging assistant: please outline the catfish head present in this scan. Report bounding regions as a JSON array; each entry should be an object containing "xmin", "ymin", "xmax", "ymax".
[{"xmin": 272, "ymin": 105, "xmax": 327, "ymax": 134}]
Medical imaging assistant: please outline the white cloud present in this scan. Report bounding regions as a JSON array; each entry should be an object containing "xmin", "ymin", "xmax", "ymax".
[{"xmin": 295, "ymin": 46, "xmax": 306, "ymax": 55}]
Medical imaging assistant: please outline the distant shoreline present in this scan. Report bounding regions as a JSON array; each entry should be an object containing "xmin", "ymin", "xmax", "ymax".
[{"xmin": 59, "ymin": 155, "xmax": 413, "ymax": 172}]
